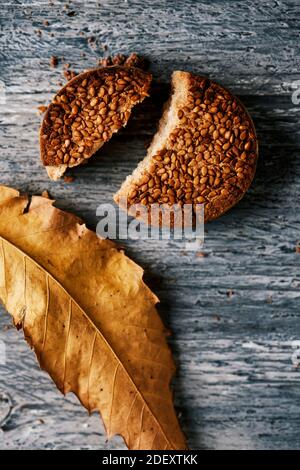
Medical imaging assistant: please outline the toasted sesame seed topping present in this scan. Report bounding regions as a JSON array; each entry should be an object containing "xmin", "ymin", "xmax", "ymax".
[
  {"xmin": 126, "ymin": 73, "xmax": 258, "ymax": 222},
  {"xmin": 40, "ymin": 66, "xmax": 152, "ymax": 171}
]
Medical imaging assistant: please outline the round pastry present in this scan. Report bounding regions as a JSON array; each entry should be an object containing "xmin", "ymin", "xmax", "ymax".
[
  {"xmin": 115, "ymin": 71, "xmax": 258, "ymax": 222},
  {"xmin": 40, "ymin": 65, "xmax": 152, "ymax": 180}
]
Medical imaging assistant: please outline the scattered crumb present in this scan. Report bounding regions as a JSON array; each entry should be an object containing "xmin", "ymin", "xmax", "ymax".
[
  {"xmin": 63, "ymin": 68, "xmax": 77, "ymax": 81},
  {"xmin": 50, "ymin": 55, "xmax": 58, "ymax": 68},
  {"xmin": 296, "ymin": 241, "xmax": 300, "ymax": 253},
  {"xmin": 266, "ymin": 295, "xmax": 273, "ymax": 304},
  {"xmin": 125, "ymin": 53, "xmax": 148, "ymax": 69},
  {"xmin": 63, "ymin": 63, "xmax": 77, "ymax": 81},
  {"xmin": 2, "ymin": 324, "xmax": 14, "ymax": 331},
  {"xmin": 98, "ymin": 53, "xmax": 148, "ymax": 70},
  {"xmin": 43, "ymin": 20, "xmax": 49, "ymax": 26},
  {"xmin": 88, "ymin": 36, "xmax": 96, "ymax": 49},
  {"xmin": 226, "ymin": 289, "xmax": 234, "ymax": 298},
  {"xmin": 41, "ymin": 190, "xmax": 50, "ymax": 199},
  {"xmin": 64, "ymin": 175, "xmax": 75, "ymax": 183},
  {"xmin": 67, "ymin": 11, "xmax": 76, "ymax": 17},
  {"xmin": 212, "ymin": 315, "xmax": 221, "ymax": 322},
  {"xmin": 196, "ymin": 251, "xmax": 208, "ymax": 258},
  {"xmin": 99, "ymin": 53, "xmax": 126, "ymax": 67},
  {"xmin": 37, "ymin": 105, "xmax": 48, "ymax": 114}
]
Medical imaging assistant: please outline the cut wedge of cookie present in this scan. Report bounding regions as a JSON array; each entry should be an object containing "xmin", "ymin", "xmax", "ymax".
[
  {"xmin": 114, "ymin": 71, "xmax": 258, "ymax": 223},
  {"xmin": 40, "ymin": 65, "xmax": 152, "ymax": 180}
]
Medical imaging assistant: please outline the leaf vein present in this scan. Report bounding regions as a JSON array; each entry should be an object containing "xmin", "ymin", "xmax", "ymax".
[
  {"xmin": 138, "ymin": 403, "xmax": 145, "ymax": 450},
  {"xmin": 62, "ymin": 298, "xmax": 72, "ymax": 393},
  {"xmin": 41, "ymin": 273, "xmax": 50, "ymax": 355},
  {"xmin": 109, "ymin": 363, "xmax": 120, "ymax": 436},
  {"xmin": 87, "ymin": 330, "xmax": 97, "ymax": 412},
  {"xmin": 126, "ymin": 391, "xmax": 138, "ymax": 447}
]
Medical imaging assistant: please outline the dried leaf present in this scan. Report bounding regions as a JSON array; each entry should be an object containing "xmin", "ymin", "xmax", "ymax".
[{"xmin": 0, "ymin": 186, "xmax": 186, "ymax": 450}]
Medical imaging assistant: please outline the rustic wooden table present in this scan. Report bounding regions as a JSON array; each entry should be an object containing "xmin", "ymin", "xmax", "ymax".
[{"xmin": 0, "ymin": 0, "xmax": 299, "ymax": 450}]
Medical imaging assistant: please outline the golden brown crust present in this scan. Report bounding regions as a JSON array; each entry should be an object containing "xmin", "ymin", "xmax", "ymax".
[
  {"xmin": 115, "ymin": 71, "xmax": 258, "ymax": 223},
  {"xmin": 40, "ymin": 65, "xmax": 152, "ymax": 179}
]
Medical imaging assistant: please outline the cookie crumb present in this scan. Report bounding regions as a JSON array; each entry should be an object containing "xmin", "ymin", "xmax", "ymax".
[
  {"xmin": 64, "ymin": 175, "xmax": 75, "ymax": 183},
  {"xmin": 98, "ymin": 53, "xmax": 148, "ymax": 70},
  {"xmin": 212, "ymin": 315, "xmax": 221, "ymax": 322},
  {"xmin": 125, "ymin": 53, "xmax": 148, "ymax": 70},
  {"xmin": 37, "ymin": 105, "xmax": 48, "ymax": 114},
  {"xmin": 63, "ymin": 69, "xmax": 77, "ymax": 81},
  {"xmin": 87, "ymin": 36, "xmax": 96, "ymax": 49},
  {"xmin": 50, "ymin": 56, "xmax": 58, "ymax": 68}
]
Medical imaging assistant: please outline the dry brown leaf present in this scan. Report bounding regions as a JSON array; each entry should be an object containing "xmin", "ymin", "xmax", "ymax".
[{"xmin": 0, "ymin": 185, "xmax": 187, "ymax": 450}]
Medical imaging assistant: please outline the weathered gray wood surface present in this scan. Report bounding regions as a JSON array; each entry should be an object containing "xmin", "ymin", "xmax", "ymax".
[{"xmin": 0, "ymin": 0, "xmax": 300, "ymax": 450}]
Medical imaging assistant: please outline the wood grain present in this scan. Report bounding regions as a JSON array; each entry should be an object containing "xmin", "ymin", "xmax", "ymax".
[{"xmin": 0, "ymin": 0, "xmax": 300, "ymax": 450}]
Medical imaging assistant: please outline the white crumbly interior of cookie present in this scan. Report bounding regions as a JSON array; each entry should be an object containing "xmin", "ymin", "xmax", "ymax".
[
  {"xmin": 114, "ymin": 71, "xmax": 189, "ymax": 203},
  {"xmin": 46, "ymin": 165, "xmax": 68, "ymax": 181}
]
